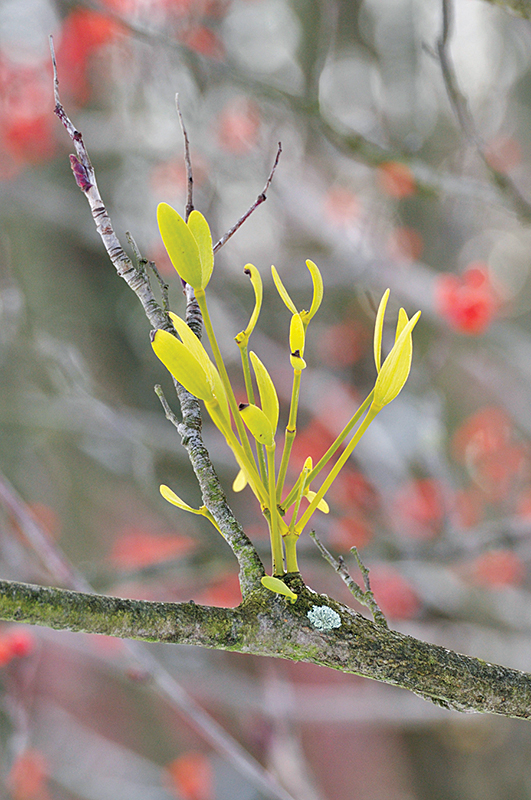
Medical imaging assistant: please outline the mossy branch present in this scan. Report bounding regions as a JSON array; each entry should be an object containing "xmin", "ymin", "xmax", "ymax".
[{"xmin": 4, "ymin": 578, "xmax": 531, "ymax": 720}]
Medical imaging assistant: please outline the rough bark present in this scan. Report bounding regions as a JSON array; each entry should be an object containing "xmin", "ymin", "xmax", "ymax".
[{"xmin": 3, "ymin": 577, "xmax": 531, "ymax": 720}]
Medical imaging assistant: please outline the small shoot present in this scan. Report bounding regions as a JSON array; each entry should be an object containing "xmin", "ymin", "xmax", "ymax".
[
  {"xmin": 261, "ymin": 575, "xmax": 297, "ymax": 603},
  {"xmin": 153, "ymin": 197, "xmax": 421, "ymax": 583}
]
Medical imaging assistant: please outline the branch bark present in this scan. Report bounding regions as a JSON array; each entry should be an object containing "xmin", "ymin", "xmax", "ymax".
[{"xmin": 3, "ymin": 578, "xmax": 531, "ymax": 720}]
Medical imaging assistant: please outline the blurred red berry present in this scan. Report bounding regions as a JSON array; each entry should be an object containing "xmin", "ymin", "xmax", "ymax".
[
  {"xmin": 7, "ymin": 629, "xmax": 35, "ymax": 659},
  {"xmin": 434, "ymin": 262, "xmax": 501, "ymax": 334},
  {"xmin": 197, "ymin": 572, "xmax": 241, "ymax": 607},
  {"xmin": 166, "ymin": 752, "xmax": 213, "ymax": 800},
  {"xmin": 56, "ymin": 9, "xmax": 124, "ymax": 103},
  {"xmin": 469, "ymin": 549, "xmax": 526, "ymax": 588},
  {"xmin": 452, "ymin": 487, "xmax": 484, "ymax": 529},
  {"xmin": 368, "ymin": 566, "xmax": 420, "ymax": 619},
  {"xmin": 323, "ymin": 186, "xmax": 361, "ymax": 228},
  {"xmin": 7, "ymin": 749, "xmax": 49, "ymax": 800},
  {"xmin": 217, "ymin": 98, "xmax": 260, "ymax": 153},
  {"xmin": 393, "ymin": 478, "xmax": 444, "ymax": 539},
  {"xmin": 318, "ymin": 320, "xmax": 370, "ymax": 368},
  {"xmin": 181, "ymin": 25, "xmax": 224, "ymax": 59},
  {"xmin": 451, "ymin": 407, "xmax": 528, "ymax": 501},
  {"xmin": 328, "ymin": 515, "xmax": 372, "ymax": 550},
  {"xmin": 377, "ymin": 161, "xmax": 416, "ymax": 198},
  {"xmin": 387, "ymin": 226, "xmax": 424, "ymax": 262},
  {"xmin": 109, "ymin": 528, "xmax": 196, "ymax": 569}
]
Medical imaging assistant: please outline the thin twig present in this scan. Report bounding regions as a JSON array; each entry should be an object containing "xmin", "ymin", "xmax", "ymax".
[
  {"xmin": 126, "ymin": 231, "xmax": 170, "ymax": 313},
  {"xmin": 176, "ymin": 94, "xmax": 194, "ymax": 221},
  {"xmin": 213, "ymin": 142, "xmax": 282, "ymax": 253},
  {"xmin": 309, "ymin": 531, "xmax": 388, "ymax": 627},
  {"xmin": 154, "ymin": 384, "xmax": 181, "ymax": 429}
]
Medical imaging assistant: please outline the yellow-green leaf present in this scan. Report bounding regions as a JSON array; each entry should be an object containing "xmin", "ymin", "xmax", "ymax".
[
  {"xmin": 160, "ymin": 484, "xmax": 200, "ymax": 513},
  {"xmin": 157, "ymin": 203, "xmax": 203, "ymax": 289},
  {"xmin": 151, "ymin": 329, "xmax": 213, "ymax": 401},
  {"xmin": 305, "ymin": 259, "xmax": 324, "ymax": 323},
  {"xmin": 290, "ymin": 353, "xmax": 307, "ymax": 371},
  {"xmin": 249, "ymin": 351, "xmax": 279, "ymax": 433},
  {"xmin": 271, "ymin": 265, "xmax": 298, "ymax": 315},
  {"xmin": 239, "ymin": 403, "xmax": 275, "ymax": 447},
  {"xmin": 373, "ymin": 288, "xmax": 390, "ymax": 373},
  {"xmin": 289, "ymin": 312, "xmax": 305, "ymax": 357},
  {"xmin": 169, "ymin": 312, "xmax": 229, "ymax": 421},
  {"xmin": 187, "ymin": 209, "xmax": 214, "ymax": 289},
  {"xmin": 373, "ymin": 310, "xmax": 421, "ymax": 411},
  {"xmin": 261, "ymin": 575, "xmax": 297, "ymax": 602},
  {"xmin": 305, "ymin": 489, "xmax": 329, "ymax": 514},
  {"xmin": 395, "ymin": 307, "xmax": 409, "ymax": 341},
  {"xmin": 236, "ymin": 264, "xmax": 263, "ymax": 345},
  {"xmin": 232, "ymin": 469, "xmax": 248, "ymax": 492}
]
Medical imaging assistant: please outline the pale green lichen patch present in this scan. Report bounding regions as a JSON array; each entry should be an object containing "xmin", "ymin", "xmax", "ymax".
[{"xmin": 307, "ymin": 604, "xmax": 342, "ymax": 631}]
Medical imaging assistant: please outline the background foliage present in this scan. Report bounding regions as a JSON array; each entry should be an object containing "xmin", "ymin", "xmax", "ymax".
[{"xmin": 3, "ymin": 0, "xmax": 531, "ymax": 797}]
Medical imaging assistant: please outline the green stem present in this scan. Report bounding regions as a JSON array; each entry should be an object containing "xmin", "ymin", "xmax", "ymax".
[
  {"xmin": 284, "ymin": 532, "xmax": 299, "ymax": 573},
  {"xmin": 208, "ymin": 403, "xmax": 268, "ymax": 506},
  {"xmin": 239, "ymin": 341, "xmax": 267, "ymax": 484},
  {"xmin": 266, "ymin": 444, "xmax": 284, "ymax": 575},
  {"xmin": 289, "ymin": 463, "xmax": 310, "ymax": 530},
  {"xmin": 281, "ymin": 389, "xmax": 374, "ymax": 512},
  {"xmin": 295, "ymin": 405, "xmax": 379, "ymax": 534},
  {"xmin": 276, "ymin": 369, "xmax": 302, "ymax": 501},
  {"xmin": 196, "ymin": 290, "xmax": 259, "ymax": 479}
]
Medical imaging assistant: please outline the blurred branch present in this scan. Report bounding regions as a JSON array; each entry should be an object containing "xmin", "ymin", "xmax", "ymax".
[
  {"xmin": 67, "ymin": 0, "xmax": 529, "ymax": 212},
  {"xmin": 3, "ymin": 577, "xmax": 531, "ymax": 719},
  {"xmin": 436, "ymin": 0, "xmax": 531, "ymax": 220},
  {"xmin": 50, "ymin": 36, "xmax": 263, "ymax": 596},
  {"xmin": 482, "ymin": 0, "xmax": 531, "ymax": 17}
]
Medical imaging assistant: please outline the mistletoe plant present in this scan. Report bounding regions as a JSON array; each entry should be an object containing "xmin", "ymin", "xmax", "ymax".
[{"xmin": 151, "ymin": 203, "xmax": 421, "ymax": 603}]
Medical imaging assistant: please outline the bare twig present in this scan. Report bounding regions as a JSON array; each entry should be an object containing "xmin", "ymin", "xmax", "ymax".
[
  {"xmin": 309, "ymin": 531, "xmax": 388, "ymax": 627},
  {"xmin": 125, "ymin": 230, "xmax": 170, "ymax": 311},
  {"xmin": 154, "ymin": 384, "xmax": 180, "ymax": 429},
  {"xmin": 213, "ymin": 142, "xmax": 282, "ymax": 253},
  {"xmin": 176, "ymin": 94, "xmax": 194, "ymax": 221}
]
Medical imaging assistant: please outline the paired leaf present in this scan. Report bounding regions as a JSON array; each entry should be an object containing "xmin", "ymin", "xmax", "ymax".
[
  {"xmin": 373, "ymin": 288, "xmax": 390, "ymax": 373},
  {"xmin": 160, "ymin": 485, "xmax": 200, "ymax": 513},
  {"xmin": 232, "ymin": 469, "xmax": 248, "ymax": 493},
  {"xmin": 235, "ymin": 264, "xmax": 263, "ymax": 345},
  {"xmin": 187, "ymin": 210, "xmax": 214, "ymax": 289},
  {"xmin": 261, "ymin": 575, "xmax": 297, "ymax": 603},
  {"xmin": 304, "ymin": 259, "xmax": 324, "ymax": 324},
  {"xmin": 151, "ymin": 329, "xmax": 213, "ymax": 401},
  {"xmin": 250, "ymin": 351, "xmax": 279, "ymax": 433},
  {"xmin": 161, "ymin": 485, "xmax": 223, "ymax": 535},
  {"xmin": 239, "ymin": 403, "xmax": 275, "ymax": 447},
  {"xmin": 271, "ymin": 265, "xmax": 297, "ymax": 314},
  {"xmin": 169, "ymin": 312, "xmax": 229, "ymax": 422},
  {"xmin": 305, "ymin": 489, "xmax": 329, "ymax": 513},
  {"xmin": 289, "ymin": 313, "xmax": 305, "ymax": 357},
  {"xmin": 157, "ymin": 203, "xmax": 203, "ymax": 289},
  {"xmin": 372, "ymin": 310, "xmax": 421, "ymax": 411}
]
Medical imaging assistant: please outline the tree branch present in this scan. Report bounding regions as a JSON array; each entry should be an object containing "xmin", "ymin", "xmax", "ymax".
[
  {"xmin": 436, "ymin": 0, "xmax": 531, "ymax": 220},
  {"xmin": 49, "ymin": 36, "xmax": 263, "ymax": 596},
  {"xmin": 2, "ymin": 578, "xmax": 531, "ymax": 719}
]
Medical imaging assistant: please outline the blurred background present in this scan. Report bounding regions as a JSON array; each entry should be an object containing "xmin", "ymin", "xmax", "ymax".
[{"xmin": 3, "ymin": 0, "xmax": 531, "ymax": 797}]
